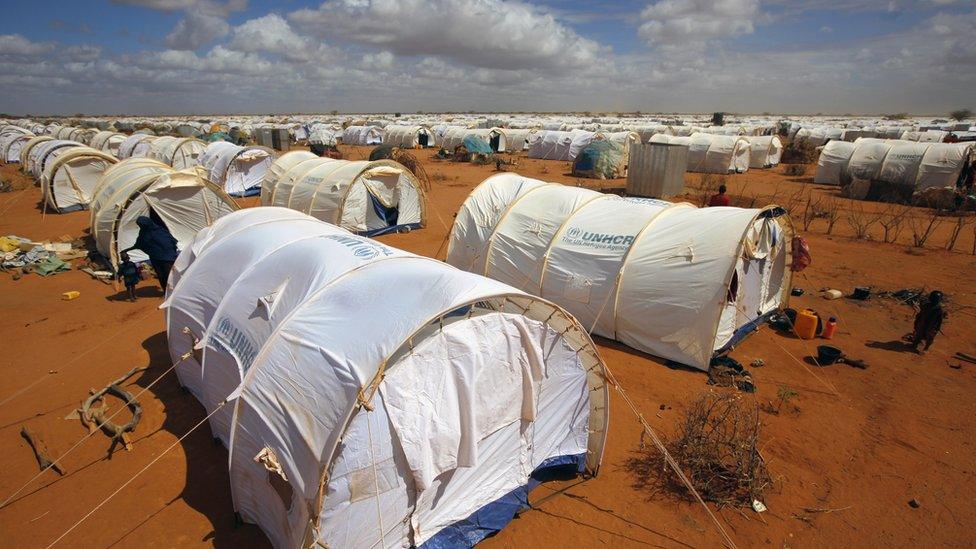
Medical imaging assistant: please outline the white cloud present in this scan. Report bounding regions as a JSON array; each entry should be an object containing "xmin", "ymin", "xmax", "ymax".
[
  {"xmin": 111, "ymin": 0, "xmax": 247, "ymax": 16},
  {"xmin": 0, "ymin": 34, "xmax": 56, "ymax": 56},
  {"xmin": 227, "ymin": 13, "xmax": 336, "ymax": 62},
  {"xmin": 289, "ymin": 0, "xmax": 605, "ymax": 71},
  {"xmin": 638, "ymin": 0, "xmax": 760, "ymax": 46},
  {"xmin": 165, "ymin": 12, "xmax": 231, "ymax": 50}
]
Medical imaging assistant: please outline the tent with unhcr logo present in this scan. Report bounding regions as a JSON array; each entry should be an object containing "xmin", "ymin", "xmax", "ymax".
[{"xmin": 447, "ymin": 173, "xmax": 795, "ymax": 370}]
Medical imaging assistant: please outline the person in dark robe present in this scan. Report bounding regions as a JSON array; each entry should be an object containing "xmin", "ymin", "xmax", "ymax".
[
  {"xmin": 121, "ymin": 216, "xmax": 178, "ymax": 290},
  {"xmin": 912, "ymin": 290, "xmax": 947, "ymax": 353}
]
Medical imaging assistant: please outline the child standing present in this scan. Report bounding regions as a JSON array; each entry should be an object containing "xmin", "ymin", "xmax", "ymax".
[{"xmin": 117, "ymin": 252, "xmax": 140, "ymax": 302}]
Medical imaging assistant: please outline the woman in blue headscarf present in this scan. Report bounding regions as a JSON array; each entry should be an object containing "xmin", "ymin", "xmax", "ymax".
[{"xmin": 121, "ymin": 216, "xmax": 179, "ymax": 290}]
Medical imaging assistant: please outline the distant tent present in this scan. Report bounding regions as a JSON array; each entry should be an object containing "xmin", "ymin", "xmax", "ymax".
[
  {"xmin": 261, "ymin": 152, "xmax": 426, "ymax": 235},
  {"xmin": 742, "ymin": 136, "xmax": 783, "ymax": 168},
  {"xmin": 341, "ymin": 125, "xmax": 383, "ymax": 146},
  {"xmin": 161, "ymin": 207, "xmax": 609, "ymax": 549},
  {"xmin": 814, "ymin": 140, "xmax": 857, "ymax": 185},
  {"xmin": 118, "ymin": 134, "xmax": 156, "ymax": 159},
  {"xmin": 0, "ymin": 131, "xmax": 34, "ymax": 164},
  {"xmin": 28, "ymin": 140, "xmax": 84, "ymax": 180},
  {"xmin": 196, "ymin": 141, "xmax": 276, "ymax": 196},
  {"xmin": 571, "ymin": 140, "xmax": 626, "ymax": 179},
  {"xmin": 89, "ymin": 158, "xmax": 238, "ymax": 267},
  {"xmin": 148, "ymin": 136, "xmax": 207, "ymax": 169},
  {"xmin": 528, "ymin": 130, "xmax": 600, "ymax": 161},
  {"xmin": 447, "ymin": 173, "xmax": 794, "ymax": 370},
  {"xmin": 461, "ymin": 135, "xmax": 493, "ymax": 156},
  {"xmin": 18, "ymin": 135, "xmax": 54, "ymax": 168},
  {"xmin": 40, "ymin": 146, "xmax": 118, "ymax": 212},
  {"xmin": 650, "ymin": 133, "xmax": 750, "ymax": 173},
  {"xmin": 383, "ymin": 124, "xmax": 435, "ymax": 148},
  {"xmin": 89, "ymin": 131, "xmax": 126, "ymax": 155}
]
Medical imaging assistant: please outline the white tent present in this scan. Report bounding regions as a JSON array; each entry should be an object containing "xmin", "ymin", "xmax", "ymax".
[
  {"xmin": 40, "ymin": 146, "xmax": 118, "ymax": 212},
  {"xmin": 818, "ymin": 137, "xmax": 973, "ymax": 191},
  {"xmin": 148, "ymin": 136, "xmax": 207, "ymax": 169},
  {"xmin": 261, "ymin": 151, "xmax": 426, "ymax": 235},
  {"xmin": 89, "ymin": 158, "xmax": 238, "ymax": 267},
  {"xmin": 651, "ymin": 133, "xmax": 751, "ymax": 173},
  {"xmin": 89, "ymin": 131, "xmax": 127, "ymax": 156},
  {"xmin": 197, "ymin": 141, "xmax": 275, "ymax": 196},
  {"xmin": 814, "ymin": 140, "xmax": 856, "ymax": 184},
  {"xmin": 28, "ymin": 140, "xmax": 85, "ymax": 180},
  {"xmin": 118, "ymin": 134, "xmax": 156, "ymax": 159},
  {"xmin": 742, "ymin": 135, "xmax": 783, "ymax": 168},
  {"xmin": 503, "ymin": 128, "xmax": 541, "ymax": 151},
  {"xmin": 0, "ymin": 131, "xmax": 33, "ymax": 164},
  {"xmin": 18, "ymin": 135, "xmax": 54, "ymax": 168},
  {"xmin": 162, "ymin": 208, "xmax": 609, "ymax": 548},
  {"xmin": 341, "ymin": 125, "xmax": 383, "ymax": 146},
  {"xmin": 382, "ymin": 124, "xmax": 435, "ymax": 148},
  {"xmin": 527, "ymin": 130, "xmax": 600, "ymax": 161},
  {"xmin": 447, "ymin": 173, "xmax": 794, "ymax": 370}
]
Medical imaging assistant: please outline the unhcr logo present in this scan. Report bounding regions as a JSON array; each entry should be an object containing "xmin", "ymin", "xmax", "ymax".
[
  {"xmin": 561, "ymin": 227, "xmax": 636, "ymax": 251},
  {"xmin": 325, "ymin": 234, "xmax": 394, "ymax": 260}
]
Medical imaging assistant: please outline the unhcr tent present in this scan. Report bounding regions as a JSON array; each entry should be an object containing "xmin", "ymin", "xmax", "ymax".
[
  {"xmin": 818, "ymin": 138, "xmax": 973, "ymax": 192},
  {"xmin": 341, "ymin": 125, "xmax": 383, "ymax": 146},
  {"xmin": 383, "ymin": 124, "xmax": 435, "ymax": 148},
  {"xmin": 118, "ymin": 134, "xmax": 156, "ymax": 159},
  {"xmin": 149, "ymin": 136, "xmax": 207, "ymax": 169},
  {"xmin": 743, "ymin": 136, "xmax": 783, "ymax": 168},
  {"xmin": 162, "ymin": 207, "xmax": 609, "ymax": 548},
  {"xmin": 447, "ymin": 173, "xmax": 794, "ymax": 370},
  {"xmin": 89, "ymin": 158, "xmax": 238, "ymax": 267},
  {"xmin": 261, "ymin": 152, "xmax": 426, "ymax": 235},
  {"xmin": 197, "ymin": 141, "xmax": 275, "ymax": 196},
  {"xmin": 40, "ymin": 146, "xmax": 118, "ymax": 212},
  {"xmin": 651, "ymin": 133, "xmax": 750, "ymax": 173},
  {"xmin": 814, "ymin": 140, "xmax": 856, "ymax": 184}
]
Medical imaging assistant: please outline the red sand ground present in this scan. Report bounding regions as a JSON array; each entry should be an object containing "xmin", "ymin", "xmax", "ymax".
[{"xmin": 0, "ymin": 148, "xmax": 974, "ymax": 548}]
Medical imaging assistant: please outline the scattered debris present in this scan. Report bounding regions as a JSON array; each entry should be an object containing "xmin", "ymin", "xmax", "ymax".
[
  {"xmin": 750, "ymin": 359, "xmax": 765, "ymax": 368},
  {"xmin": 20, "ymin": 426, "xmax": 65, "ymax": 476},
  {"xmin": 708, "ymin": 356, "xmax": 756, "ymax": 392},
  {"xmin": 851, "ymin": 287, "xmax": 871, "ymax": 300},
  {"xmin": 954, "ymin": 352, "xmax": 976, "ymax": 365},
  {"xmin": 791, "ymin": 287, "xmax": 804, "ymax": 296},
  {"xmin": 752, "ymin": 499, "xmax": 767, "ymax": 513},
  {"xmin": 1, "ymin": 235, "xmax": 77, "ymax": 276},
  {"xmin": 908, "ymin": 498, "xmax": 920, "ymax": 509},
  {"xmin": 61, "ymin": 291, "xmax": 81, "ymax": 301}
]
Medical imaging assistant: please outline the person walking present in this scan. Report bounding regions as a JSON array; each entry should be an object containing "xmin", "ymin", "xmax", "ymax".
[
  {"xmin": 912, "ymin": 290, "xmax": 947, "ymax": 354},
  {"xmin": 121, "ymin": 216, "xmax": 179, "ymax": 290}
]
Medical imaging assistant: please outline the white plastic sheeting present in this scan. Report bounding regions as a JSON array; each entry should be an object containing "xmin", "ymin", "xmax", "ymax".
[
  {"xmin": 261, "ymin": 152, "xmax": 426, "ymax": 235},
  {"xmin": 341, "ymin": 125, "xmax": 383, "ymax": 145},
  {"xmin": 447, "ymin": 173, "xmax": 794, "ymax": 370},
  {"xmin": 527, "ymin": 130, "xmax": 600, "ymax": 161},
  {"xmin": 41, "ymin": 146, "xmax": 118, "ymax": 212},
  {"xmin": 651, "ymin": 133, "xmax": 751, "ymax": 173},
  {"xmin": 383, "ymin": 124, "xmax": 435, "ymax": 148},
  {"xmin": 89, "ymin": 158, "xmax": 238, "ymax": 266},
  {"xmin": 162, "ymin": 208, "xmax": 609, "ymax": 548},
  {"xmin": 197, "ymin": 141, "xmax": 275, "ymax": 196},
  {"xmin": 743, "ymin": 135, "xmax": 783, "ymax": 168},
  {"xmin": 815, "ymin": 137, "xmax": 973, "ymax": 190},
  {"xmin": 148, "ymin": 136, "xmax": 207, "ymax": 169}
]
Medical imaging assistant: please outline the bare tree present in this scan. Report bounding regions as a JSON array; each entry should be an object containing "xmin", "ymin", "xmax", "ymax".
[
  {"xmin": 879, "ymin": 204, "xmax": 910, "ymax": 244},
  {"xmin": 801, "ymin": 195, "xmax": 822, "ymax": 231},
  {"xmin": 945, "ymin": 214, "xmax": 976, "ymax": 251},
  {"xmin": 846, "ymin": 202, "xmax": 883, "ymax": 240},
  {"xmin": 821, "ymin": 198, "xmax": 843, "ymax": 235},
  {"xmin": 908, "ymin": 209, "xmax": 943, "ymax": 248}
]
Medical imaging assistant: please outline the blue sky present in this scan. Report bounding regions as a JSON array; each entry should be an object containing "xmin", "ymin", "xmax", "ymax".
[{"xmin": 0, "ymin": 0, "xmax": 974, "ymax": 115}]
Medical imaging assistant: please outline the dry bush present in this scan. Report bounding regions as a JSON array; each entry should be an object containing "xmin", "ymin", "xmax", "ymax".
[
  {"xmin": 782, "ymin": 188, "xmax": 806, "ymax": 217},
  {"xmin": 696, "ymin": 173, "xmax": 727, "ymax": 207},
  {"xmin": 944, "ymin": 214, "xmax": 976, "ymax": 251},
  {"xmin": 909, "ymin": 209, "xmax": 943, "ymax": 248},
  {"xmin": 390, "ymin": 150, "xmax": 431, "ymax": 191},
  {"xmin": 821, "ymin": 198, "xmax": 843, "ymax": 235},
  {"xmin": 780, "ymin": 139, "xmax": 818, "ymax": 164},
  {"xmin": 846, "ymin": 202, "xmax": 883, "ymax": 240},
  {"xmin": 782, "ymin": 164, "xmax": 807, "ymax": 177},
  {"xmin": 801, "ymin": 195, "xmax": 822, "ymax": 231},
  {"xmin": 879, "ymin": 204, "xmax": 910, "ymax": 244},
  {"xmin": 639, "ymin": 392, "xmax": 771, "ymax": 507}
]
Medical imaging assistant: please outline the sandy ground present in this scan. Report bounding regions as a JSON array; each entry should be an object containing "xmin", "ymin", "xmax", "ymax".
[{"xmin": 0, "ymin": 146, "xmax": 974, "ymax": 548}]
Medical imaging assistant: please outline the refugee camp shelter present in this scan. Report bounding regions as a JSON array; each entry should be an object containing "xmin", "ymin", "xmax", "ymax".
[
  {"xmin": 162, "ymin": 207, "xmax": 609, "ymax": 548},
  {"xmin": 148, "ymin": 136, "xmax": 207, "ymax": 169},
  {"xmin": 743, "ymin": 135, "xmax": 783, "ymax": 168},
  {"xmin": 341, "ymin": 125, "xmax": 383, "ymax": 146},
  {"xmin": 382, "ymin": 124, "xmax": 435, "ymax": 148},
  {"xmin": 118, "ymin": 134, "xmax": 156, "ymax": 159},
  {"xmin": 89, "ymin": 158, "xmax": 238, "ymax": 266},
  {"xmin": 447, "ymin": 173, "xmax": 794, "ymax": 370},
  {"xmin": 89, "ymin": 131, "xmax": 126, "ymax": 156},
  {"xmin": 571, "ymin": 141, "xmax": 626, "ymax": 179},
  {"xmin": 17, "ymin": 135, "xmax": 54, "ymax": 168},
  {"xmin": 27, "ymin": 139, "xmax": 83, "ymax": 179},
  {"xmin": 650, "ymin": 133, "xmax": 751, "ymax": 173},
  {"xmin": 528, "ymin": 130, "xmax": 600, "ymax": 161},
  {"xmin": 197, "ymin": 141, "xmax": 276, "ymax": 196},
  {"xmin": 40, "ymin": 146, "xmax": 118, "ymax": 212},
  {"xmin": 0, "ymin": 129, "xmax": 33, "ymax": 164},
  {"xmin": 261, "ymin": 152, "xmax": 426, "ymax": 235},
  {"xmin": 815, "ymin": 138, "xmax": 973, "ymax": 192}
]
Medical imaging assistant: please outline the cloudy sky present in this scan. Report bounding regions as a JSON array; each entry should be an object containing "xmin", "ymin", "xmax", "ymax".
[{"xmin": 0, "ymin": 0, "xmax": 973, "ymax": 116}]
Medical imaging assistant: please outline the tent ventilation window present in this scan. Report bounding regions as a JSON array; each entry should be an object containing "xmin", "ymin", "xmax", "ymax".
[{"xmin": 727, "ymin": 270, "xmax": 739, "ymax": 304}]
